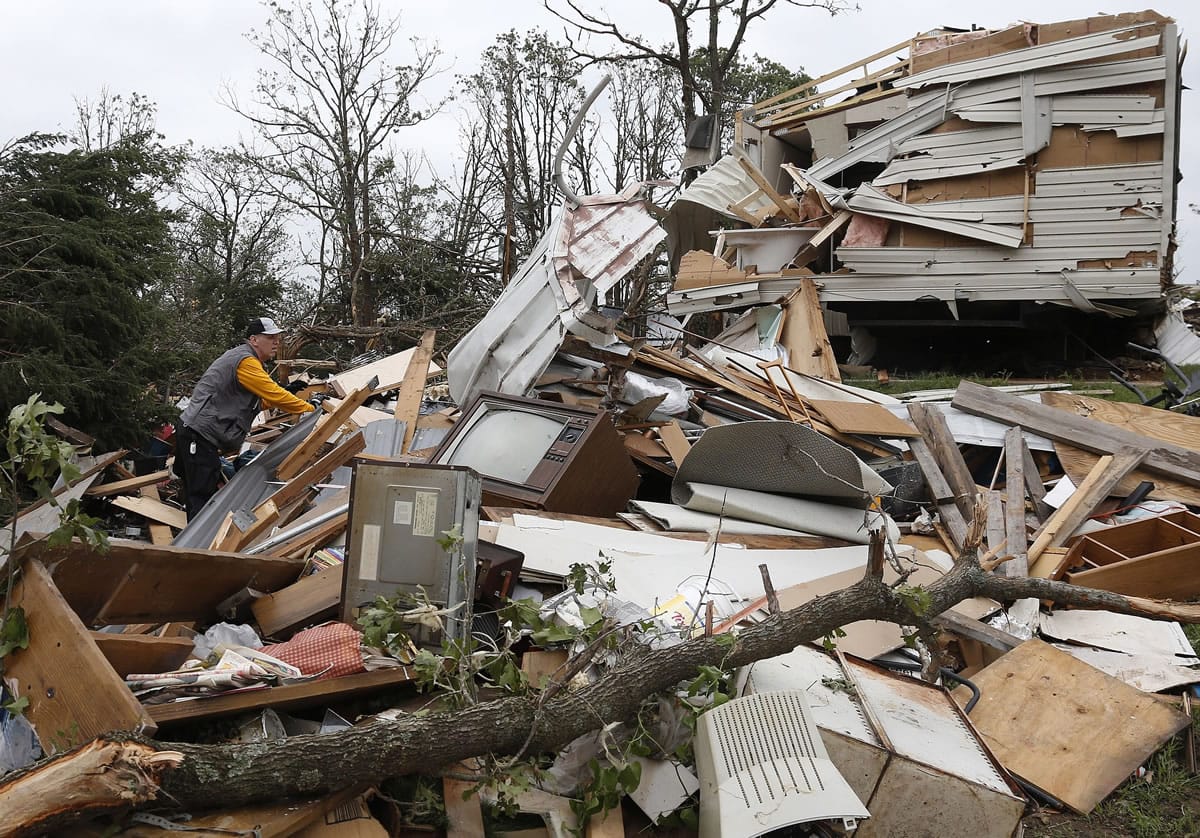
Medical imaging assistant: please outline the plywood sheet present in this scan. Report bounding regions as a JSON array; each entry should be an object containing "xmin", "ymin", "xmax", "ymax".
[
  {"xmin": 1043, "ymin": 391, "xmax": 1200, "ymax": 505},
  {"xmin": 960, "ymin": 639, "xmax": 1190, "ymax": 813},
  {"xmin": 809, "ymin": 399, "xmax": 920, "ymax": 437}
]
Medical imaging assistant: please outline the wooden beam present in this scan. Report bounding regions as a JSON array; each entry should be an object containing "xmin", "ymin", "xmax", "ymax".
[
  {"xmin": 395, "ymin": 329, "xmax": 437, "ymax": 454},
  {"xmin": 932, "ymin": 610, "xmax": 1021, "ymax": 652},
  {"xmin": 276, "ymin": 382, "xmax": 377, "ymax": 481},
  {"xmin": 908, "ymin": 436, "xmax": 968, "ymax": 551},
  {"xmin": 778, "ymin": 278, "xmax": 842, "ymax": 382},
  {"xmin": 85, "ymin": 470, "xmax": 170, "ymax": 497},
  {"xmin": 907, "ymin": 402, "xmax": 979, "ymax": 522},
  {"xmin": 110, "ymin": 495, "xmax": 187, "ymax": 530},
  {"xmin": 953, "ymin": 381, "xmax": 1200, "ymax": 488},
  {"xmin": 1003, "ymin": 427, "xmax": 1030, "ymax": 576},
  {"xmin": 252, "ymin": 565, "xmax": 344, "ymax": 638}
]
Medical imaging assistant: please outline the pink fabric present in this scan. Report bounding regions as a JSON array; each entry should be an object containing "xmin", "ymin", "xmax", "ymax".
[{"xmin": 261, "ymin": 622, "xmax": 365, "ymax": 680}]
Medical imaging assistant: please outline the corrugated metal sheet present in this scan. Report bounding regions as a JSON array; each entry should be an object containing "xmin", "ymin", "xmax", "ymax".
[
  {"xmin": 673, "ymin": 153, "xmax": 775, "ymax": 220},
  {"xmin": 954, "ymin": 94, "xmax": 1157, "ymax": 125},
  {"xmin": 1155, "ymin": 310, "xmax": 1200, "ymax": 367},
  {"xmin": 807, "ymin": 90, "xmax": 949, "ymax": 181},
  {"xmin": 845, "ymin": 184, "xmax": 1024, "ymax": 248},
  {"xmin": 1083, "ymin": 110, "xmax": 1165, "ymax": 136},
  {"xmin": 946, "ymin": 56, "xmax": 1167, "ymax": 111},
  {"xmin": 447, "ymin": 190, "xmax": 665, "ymax": 406},
  {"xmin": 876, "ymin": 125, "xmax": 1025, "ymax": 185},
  {"xmin": 813, "ymin": 268, "xmax": 1161, "ymax": 303},
  {"xmin": 901, "ymin": 26, "xmax": 1161, "ymax": 90},
  {"xmin": 836, "ymin": 245, "xmax": 1158, "ymax": 275}
]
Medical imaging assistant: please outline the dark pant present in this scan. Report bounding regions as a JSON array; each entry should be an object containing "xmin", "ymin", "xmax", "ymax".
[{"xmin": 173, "ymin": 425, "xmax": 221, "ymax": 520}]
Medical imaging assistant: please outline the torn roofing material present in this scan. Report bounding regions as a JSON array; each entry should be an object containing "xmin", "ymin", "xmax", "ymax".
[{"xmin": 447, "ymin": 185, "xmax": 665, "ymax": 406}]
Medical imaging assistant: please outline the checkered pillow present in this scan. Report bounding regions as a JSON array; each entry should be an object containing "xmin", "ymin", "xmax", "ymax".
[{"xmin": 261, "ymin": 622, "xmax": 365, "ymax": 680}]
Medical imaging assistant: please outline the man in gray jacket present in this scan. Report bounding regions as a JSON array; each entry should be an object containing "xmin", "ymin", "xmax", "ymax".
[{"xmin": 174, "ymin": 317, "xmax": 315, "ymax": 519}]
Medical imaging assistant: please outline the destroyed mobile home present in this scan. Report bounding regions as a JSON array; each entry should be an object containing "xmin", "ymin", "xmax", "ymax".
[{"xmin": 3, "ymin": 9, "xmax": 1200, "ymax": 838}]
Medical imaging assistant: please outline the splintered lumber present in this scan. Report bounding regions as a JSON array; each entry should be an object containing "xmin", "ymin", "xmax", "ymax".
[
  {"xmin": 960, "ymin": 640, "xmax": 1191, "ymax": 813},
  {"xmin": 0, "ymin": 738, "xmax": 182, "ymax": 837},
  {"xmin": 13, "ymin": 536, "xmax": 303, "ymax": 625},
  {"xmin": 954, "ymin": 381, "xmax": 1200, "ymax": 488},
  {"xmin": 138, "ymin": 485, "xmax": 174, "ymax": 545},
  {"xmin": 1042, "ymin": 391, "xmax": 1200, "ymax": 505},
  {"xmin": 778, "ymin": 279, "xmax": 841, "ymax": 382},
  {"xmin": 277, "ymin": 381, "xmax": 377, "ymax": 481},
  {"xmin": 908, "ymin": 436, "xmax": 969, "ymax": 551},
  {"xmin": 733, "ymin": 149, "xmax": 803, "ymax": 222},
  {"xmin": 394, "ymin": 329, "xmax": 437, "ymax": 454},
  {"xmin": 1027, "ymin": 448, "xmax": 1147, "ymax": 573},
  {"xmin": 85, "ymin": 469, "xmax": 170, "ymax": 497},
  {"xmin": 5, "ymin": 558, "xmax": 157, "ymax": 749},
  {"xmin": 657, "ymin": 420, "xmax": 692, "ymax": 466}
]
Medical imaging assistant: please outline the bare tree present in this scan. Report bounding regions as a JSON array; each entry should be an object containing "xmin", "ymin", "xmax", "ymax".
[
  {"xmin": 546, "ymin": 0, "xmax": 851, "ymax": 175},
  {"xmin": 71, "ymin": 88, "xmax": 159, "ymax": 152},
  {"xmin": 226, "ymin": 0, "xmax": 442, "ymax": 335}
]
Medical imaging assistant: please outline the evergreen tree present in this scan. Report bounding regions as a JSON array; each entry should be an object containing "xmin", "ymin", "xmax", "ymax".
[{"xmin": 0, "ymin": 133, "xmax": 184, "ymax": 449}]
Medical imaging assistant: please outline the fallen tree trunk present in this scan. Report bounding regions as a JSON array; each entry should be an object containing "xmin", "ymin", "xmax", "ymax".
[{"xmin": 11, "ymin": 541, "xmax": 1200, "ymax": 826}]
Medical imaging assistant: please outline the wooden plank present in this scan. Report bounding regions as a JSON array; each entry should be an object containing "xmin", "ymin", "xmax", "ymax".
[
  {"xmin": 394, "ymin": 329, "xmax": 437, "ymax": 454},
  {"xmin": 14, "ymin": 537, "xmax": 303, "ymax": 625},
  {"xmin": 932, "ymin": 610, "xmax": 1020, "ymax": 652},
  {"xmin": 961, "ymin": 639, "xmax": 1190, "ymax": 813},
  {"xmin": 907, "ymin": 402, "xmax": 979, "ymax": 522},
  {"xmin": 521, "ymin": 649, "xmax": 570, "ymax": 690},
  {"xmin": 444, "ymin": 761, "xmax": 487, "ymax": 838},
  {"xmin": 1065, "ymin": 542, "xmax": 1200, "ymax": 599},
  {"xmin": 954, "ymin": 381, "xmax": 1200, "ymax": 488},
  {"xmin": 6, "ymin": 558, "xmax": 156, "ymax": 748},
  {"xmin": 146, "ymin": 667, "xmax": 415, "ymax": 726},
  {"xmin": 778, "ymin": 279, "xmax": 841, "ymax": 382},
  {"xmin": 1003, "ymin": 427, "xmax": 1029, "ymax": 575},
  {"xmin": 1014, "ymin": 429, "xmax": 1052, "ymax": 521},
  {"xmin": 1042, "ymin": 391, "xmax": 1200, "ymax": 504},
  {"xmin": 656, "ymin": 421, "xmax": 692, "ymax": 467},
  {"xmin": 110, "ymin": 495, "xmax": 187, "ymax": 530},
  {"xmin": 262, "ymin": 511, "xmax": 349, "ymax": 560},
  {"xmin": 85, "ymin": 470, "xmax": 170, "ymax": 497},
  {"xmin": 1027, "ymin": 448, "xmax": 1147, "ymax": 569},
  {"xmin": 277, "ymin": 384, "xmax": 377, "ymax": 481},
  {"xmin": 586, "ymin": 809, "xmax": 626, "ymax": 838},
  {"xmin": 90, "ymin": 631, "xmax": 195, "ymax": 678},
  {"xmin": 908, "ymin": 437, "xmax": 968, "ymax": 550},
  {"xmin": 252, "ymin": 566, "xmax": 344, "ymax": 638},
  {"xmin": 984, "ymin": 490, "xmax": 1007, "ymax": 558},
  {"xmin": 809, "ymin": 400, "xmax": 919, "ymax": 437},
  {"xmin": 326, "ymin": 346, "xmax": 441, "ymax": 395},
  {"xmin": 138, "ymin": 485, "xmax": 174, "ymax": 545}
]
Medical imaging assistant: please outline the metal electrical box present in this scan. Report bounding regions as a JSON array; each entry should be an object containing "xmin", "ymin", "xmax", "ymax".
[{"xmin": 341, "ymin": 461, "xmax": 481, "ymax": 647}]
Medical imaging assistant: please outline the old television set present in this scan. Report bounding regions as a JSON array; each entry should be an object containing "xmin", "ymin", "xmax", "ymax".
[
  {"xmin": 431, "ymin": 391, "xmax": 638, "ymax": 517},
  {"xmin": 340, "ymin": 461, "xmax": 480, "ymax": 647}
]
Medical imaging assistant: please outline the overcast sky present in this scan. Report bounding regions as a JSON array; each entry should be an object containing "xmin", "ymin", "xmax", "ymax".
[{"xmin": 2, "ymin": 0, "xmax": 1197, "ymax": 275}]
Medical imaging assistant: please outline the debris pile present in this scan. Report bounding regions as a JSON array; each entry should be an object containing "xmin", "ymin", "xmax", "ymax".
[{"xmin": 2, "ymin": 9, "xmax": 1197, "ymax": 838}]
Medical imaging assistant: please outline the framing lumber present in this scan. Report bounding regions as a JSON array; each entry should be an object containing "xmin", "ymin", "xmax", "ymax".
[
  {"xmin": 908, "ymin": 436, "xmax": 968, "ymax": 550},
  {"xmin": 276, "ymin": 380, "xmax": 377, "ymax": 481},
  {"xmin": 85, "ymin": 470, "xmax": 170, "ymax": 497},
  {"xmin": 908, "ymin": 401, "xmax": 980, "ymax": 520},
  {"xmin": 778, "ymin": 279, "xmax": 842, "ymax": 382},
  {"xmin": 954, "ymin": 381, "xmax": 1200, "ymax": 488},
  {"xmin": 252, "ymin": 565, "xmax": 344, "ymax": 638},
  {"xmin": 110, "ymin": 495, "xmax": 187, "ymax": 530},
  {"xmin": 1003, "ymin": 427, "xmax": 1031, "ymax": 575},
  {"xmin": 733, "ymin": 148, "xmax": 802, "ymax": 222},
  {"xmin": 138, "ymin": 485, "xmax": 174, "ymax": 545},
  {"xmin": 394, "ymin": 329, "xmax": 437, "ymax": 454}
]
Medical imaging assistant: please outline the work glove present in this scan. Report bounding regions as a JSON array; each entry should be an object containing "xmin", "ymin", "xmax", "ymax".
[{"xmin": 284, "ymin": 379, "xmax": 308, "ymax": 394}]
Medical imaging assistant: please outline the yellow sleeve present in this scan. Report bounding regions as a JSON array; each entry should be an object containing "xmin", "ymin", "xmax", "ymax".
[{"xmin": 236, "ymin": 357, "xmax": 316, "ymax": 414}]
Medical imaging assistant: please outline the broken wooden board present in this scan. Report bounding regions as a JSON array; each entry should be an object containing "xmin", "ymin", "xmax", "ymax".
[
  {"xmin": 954, "ymin": 381, "xmax": 1200, "ymax": 489},
  {"xmin": 12, "ymin": 536, "xmax": 303, "ymax": 625},
  {"xmin": 1043, "ymin": 392, "xmax": 1200, "ymax": 505},
  {"xmin": 85, "ymin": 469, "xmax": 171, "ymax": 497},
  {"xmin": 110, "ymin": 495, "xmax": 188, "ymax": 530},
  {"xmin": 958, "ymin": 639, "xmax": 1190, "ymax": 813},
  {"xmin": 673, "ymin": 250, "xmax": 748, "ymax": 291},
  {"xmin": 5, "ymin": 558, "xmax": 156, "ymax": 749},
  {"xmin": 809, "ymin": 399, "xmax": 919, "ymax": 437},
  {"xmin": 394, "ymin": 329, "xmax": 437, "ymax": 454},
  {"xmin": 778, "ymin": 279, "xmax": 841, "ymax": 382},
  {"xmin": 443, "ymin": 761, "xmax": 487, "ymax": 838}
]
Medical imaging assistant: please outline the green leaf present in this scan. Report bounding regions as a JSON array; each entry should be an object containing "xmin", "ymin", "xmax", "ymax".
[
  {"xmin": 2, "ymin": 695, "xmax": 29, "ymax": 716},
  {"xmin": 0, "ymin": 607, "xmax": 30, "ymax": 658}
]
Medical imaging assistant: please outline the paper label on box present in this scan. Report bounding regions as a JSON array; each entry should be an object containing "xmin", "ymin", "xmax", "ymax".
[
  {"xmin": 393, "ymin": 500, "xmax": 413, "ymax": 526},
  {"xmin": 412, "ymin": 491, "xmax": 438, "ymax": 537},
  {"xmin": 359, "ymin": 523, "xmax": 381, "ymax": 580}
]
